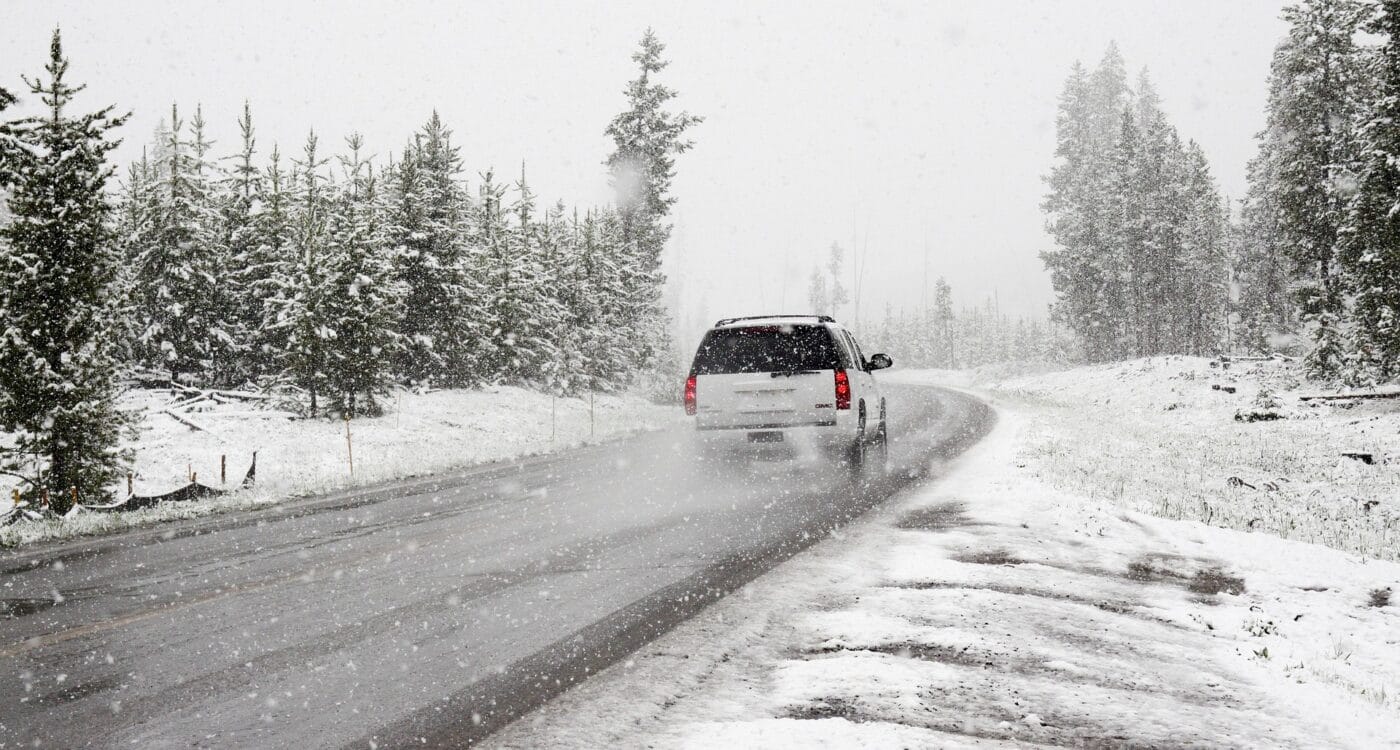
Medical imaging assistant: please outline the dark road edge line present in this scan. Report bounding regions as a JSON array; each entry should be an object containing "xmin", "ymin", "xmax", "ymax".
[{"xmin": 354, "ymin": 390, "xmax": 996, "ymax": 749}]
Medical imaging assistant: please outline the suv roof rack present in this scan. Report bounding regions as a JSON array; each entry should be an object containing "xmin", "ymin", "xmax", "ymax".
[{"xmin": 713, "ymin": 314, "xmax": 836, "ymax": 327}]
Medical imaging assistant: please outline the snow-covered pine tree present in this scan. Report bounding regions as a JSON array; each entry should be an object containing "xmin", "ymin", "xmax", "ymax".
[
  {"xmin": 1101, "ymin": 108, "xmax": 1142, "ymax": 359},
  {"xmin": 1041, "ymin": 53, "xmax": 1124, "ymax": 362},
  {"xmin": 1343, "ymin": 0, "xmax": 1400, "ymax": 379},
  {"xmin": 1266, "ymin": 0, "xmax": 1373, "ymax": 378},
  {"xmin": 476, "ymin": 168, "xmax": 559, "ymax": 384},
  {"xmin": 388, "ymin": 113, "xmax": 477, "ymax": 387},
  {"xmin": 604, "ymin": 29, "xmax": 701, "ymax": 372},
  {"xmin": 221, "ymin": 102, "xmax": 269, "ymax": 384},
  {"xmin": 130, "ymin": 103, "xmax": 230, "ymax": 384},
  {"xmin": 590, "ymin": 208, "xmax": 636, "ymax": 388},
  {"xmin": 535, "ymin": 200, "xmax": 578, "ymax": 394},
  {"xmin": 1131, "ymin": 70, "xmax": 1189, "ymax": 355},
  {"xmin": 827, "ymin": 243, "xmax": 850, "ymax": 319},
  {"xmin": 271, "ymin": 131, "xmax": 334, "ymax": 414},
  {"xmin": 1180, "ymin": 142, "xmax": 1229, "ymax": 356},
  {"xmin": 501, "ymin": 167, "xmax": 562, "ymax": 383},
  {"xmin": 807, "ymin": 268, "xmax": 829, "ymax": 315},
  {"xmin": 111, "ymin": 150, "xmax": 154, "ymax": 367},
  {"xmin": 1235, "ymin": 121, "xmax": 1296, "ymax": 354},
  {"xmin": 320, "ymin": 134, "xmax": 403, "ymax": 416},
  {"xmin": 0, "ymin": 30, "xmax": 131, "ymax": 507},
  {"xmin": 188, "ymin": 105, "xmax": 239, "ymax": 385},
  {"xmin": 247, "ymin": 145, "xmax": 294, "ymax": 379},
  {"xmin": 933, "ymin": 277, "xmax": 955, "ymax": 368},
  {"xmin": 0, "ymin": 83, "xmax": 16, "ymax": 189},
  {"xmin": 473, "ymin": 169, "xmax": 510, "ymax": 381}
]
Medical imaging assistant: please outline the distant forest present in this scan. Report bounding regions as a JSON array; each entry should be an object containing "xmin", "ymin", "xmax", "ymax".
[{"xmin": 1044, "ymin": 0, "xmax": 1400, "ymax": 385}]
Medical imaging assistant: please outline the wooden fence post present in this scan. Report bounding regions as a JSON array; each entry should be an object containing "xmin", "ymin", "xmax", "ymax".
[{"xmin": 345, "ymin": 415, "xmax": 354, "ymax": 476}]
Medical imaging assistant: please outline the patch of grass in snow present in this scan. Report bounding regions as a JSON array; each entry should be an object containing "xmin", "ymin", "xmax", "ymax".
[
  {"xmin": 1369, "ymin": 587, "xmax": 1392, "ymax": 608},
  {"xmin": 991, "ymin": 356, "xmax": 1400, "ymax": 563}
]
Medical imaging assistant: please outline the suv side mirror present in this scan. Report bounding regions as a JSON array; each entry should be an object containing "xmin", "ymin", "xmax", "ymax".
[{"xmin": 867, "ymin": 353, "xmax": 893, "ymax": 371}]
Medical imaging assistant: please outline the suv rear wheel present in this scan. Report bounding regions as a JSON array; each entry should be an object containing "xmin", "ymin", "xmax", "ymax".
[
  {"xmin": 845, "ymin": 403, "xmax": 868, "ymax": 482},
  {"xmin": 873, "ymin": 406, "xmax": 890, "ymax": 478}
]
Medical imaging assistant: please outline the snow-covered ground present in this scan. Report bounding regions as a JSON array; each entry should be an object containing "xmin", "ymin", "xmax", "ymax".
[
  {"xmin": 970, "ymin": 356, "xmax": 1400, "ymax": 563},
  {"xmin": 487, "ymin": 366, "xmax": 1400, "ymax": 748},
  {"xmin": 1, "ymin": 386, "xmax": 679, "ymax": 548}
]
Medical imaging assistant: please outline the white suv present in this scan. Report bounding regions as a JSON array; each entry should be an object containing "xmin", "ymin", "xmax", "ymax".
[{"xmin": 684, "ymin": 315, "xmax": 892, "ymax": 474}]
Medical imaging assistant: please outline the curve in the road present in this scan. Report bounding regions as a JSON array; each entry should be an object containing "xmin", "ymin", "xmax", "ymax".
[{"xmin": 0, "ymin": 384, "xmax": 991, "ymax": 749}]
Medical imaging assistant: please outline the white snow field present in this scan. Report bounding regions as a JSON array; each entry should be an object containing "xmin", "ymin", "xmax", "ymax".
[
  {"xmin": 487, "ymin": 366, "xmax": 1400, "ymax": 749},
  {"xmin": 975, "ymin": 355, "xmax": 1400, "ymax": 563},
  {"xmin": 1, "ymin": 386, "xmax": 678, "ymax": 548}
]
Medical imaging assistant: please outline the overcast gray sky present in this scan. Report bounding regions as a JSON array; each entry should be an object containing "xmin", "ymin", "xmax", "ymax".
[{"xmin": 3, "ymin": 1, "xmax": 1290, "ymax": 344}]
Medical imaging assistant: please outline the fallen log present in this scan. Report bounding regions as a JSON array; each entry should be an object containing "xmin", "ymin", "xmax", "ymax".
[
  {"xmin": 202, "ymin": 410, "xmax": 299, "ymax": 419},
  {"xmin": 159, "ymin": 408, "xmax": 214, "ymax": 433},
  {"xmin": 1298, "ymin": 390, "xmax": 1400, "ymax": 402}
]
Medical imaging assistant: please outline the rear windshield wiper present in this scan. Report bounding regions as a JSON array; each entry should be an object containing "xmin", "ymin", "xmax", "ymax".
[{"xmin": 771, "ymin": 370, "xmax": 821, "ymax": 378}]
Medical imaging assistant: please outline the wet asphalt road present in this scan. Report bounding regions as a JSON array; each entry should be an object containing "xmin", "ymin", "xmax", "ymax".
[{"xmin": 0, "ymin": 383, "xmax": 990, "ymax": 748}]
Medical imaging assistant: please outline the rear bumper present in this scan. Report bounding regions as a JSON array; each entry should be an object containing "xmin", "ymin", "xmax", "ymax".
[{"xmin": 691, "ymin": 417, "xmax": 856, "ymax": 458}]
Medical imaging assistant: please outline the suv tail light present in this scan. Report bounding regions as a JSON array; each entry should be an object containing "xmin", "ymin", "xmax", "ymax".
[
  {"xmin": 834, "ymin": 369, "xmax": 851, "ymax": 410},
  {"xmin": 684, "ymin": 375, "xmax": 697, "ymax": 415}
]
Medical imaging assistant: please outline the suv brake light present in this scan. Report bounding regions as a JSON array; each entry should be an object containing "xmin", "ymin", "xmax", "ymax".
[
  {"xmin": 684, "ymin": 375, "xmax": 698, "ymax": 415},
  {"xmin": 834, "ymin": 369, "xmax": 851, "ymax": 410}
]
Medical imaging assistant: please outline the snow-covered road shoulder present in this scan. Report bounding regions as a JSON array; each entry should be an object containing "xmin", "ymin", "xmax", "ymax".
[
  {"xmin": 1, "ymin": 386, "xmax": 679, "ymax": 548},
  {"xmin": 487, "ymin": 402, "xmax": 1400, "ymax": 749}
]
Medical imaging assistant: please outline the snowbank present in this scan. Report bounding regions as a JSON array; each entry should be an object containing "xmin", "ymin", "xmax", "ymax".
[
  {"xmin": 1, "ymin": 386, "xmax": 679, "ymax": 548},
  {"xmin": 965, "ymin": 355, "xmax": 1400, "ymax": 563},
  {"xmin": 486, "ymin": 409, "xmax": 1400, "ymax": 748}
]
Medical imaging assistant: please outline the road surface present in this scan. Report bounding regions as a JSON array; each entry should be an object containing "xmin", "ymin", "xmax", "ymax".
[{"xmin": 0, "ymin": 383, "xmax": 990, "ymax": 748}]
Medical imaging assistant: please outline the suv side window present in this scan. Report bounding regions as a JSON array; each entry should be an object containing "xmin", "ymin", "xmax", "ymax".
[
  {"xmin": 830, "ymin": 327, "xmax": 857, "ymax": 369},
  {"xmin": 844, "ymin": 331, "xmax": 868, "ymax": 371}
]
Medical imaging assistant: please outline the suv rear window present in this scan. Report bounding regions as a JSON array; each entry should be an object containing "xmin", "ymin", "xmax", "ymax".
[{"xmin": 691, "ymin": 325, "xmax": 842, "ymax": 375}]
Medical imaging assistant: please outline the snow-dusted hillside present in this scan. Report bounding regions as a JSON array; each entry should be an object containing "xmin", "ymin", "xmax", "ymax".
[
  {"xmin": 962, "ymin": 356, "xmax": 1400, "ymax": 563},
  {"xmin": 1, "ymin": 386, "xmax": 679, "ymax": 547}
]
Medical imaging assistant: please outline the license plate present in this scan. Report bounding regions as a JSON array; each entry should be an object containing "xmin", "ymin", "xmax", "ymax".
[{"xmin": 748, "ymin": 431, "xmax": 783, "ymax": 443}]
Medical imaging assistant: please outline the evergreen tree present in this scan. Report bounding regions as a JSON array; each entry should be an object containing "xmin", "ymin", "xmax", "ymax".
[
  {"xmin": 1266, "ymin": 0, "xmax": 1373, "ymax": 377},
  {"xmin": 0, "ymin": 30, "xmax": 130, "ymax": 507},
  {"xmin": 1044, "ymin": 46, "xmax": 1231, "ymax": 364},
  {"xmin": 222, "ymin": 102, "xmax": 270, "ymax": 383},
  {"xmin": 1101, "ymin": 108, "xmax": 1140, "ymax": 358},
  {"xmin": 270, "ymin": 131, "xmax": 333, "ymax": 414},
  {"xmin": 0, "ymin": 84, "xmax": 17, "ymax": 189},
  {"xmin": 933, "ymin": 277, "xmax": 955, "ymax": 367},
  {"xmin": 387, "ymin": 113, "xmax": 478, "ymax": 386},
  {"xmin": 535, "ymin": 201, "xmax": 579, "ymax": 393},
  {"xmin": 1041, "ymin": 55, "xmax": 1122, "ymax": 361},
  {"xmin": 604, "ymin": 29, "xmax": 701, "ymax": 371},
  {"xmin": 1181, "ymin": 142, "xmax": 1229, "ymax": 356},
  {"xmin": 320, "ymin": 134, "xmax": 402, "ymax": 415},
  {"xmin": 500, "ymin": 167, "xmax": 562, "ymax": 383},
  {"xmin": 1235, "ymin": 130, "xmax": 1296, "ymax": 353},
  {"xmin": 130, "ymin": 103, "xmax": 230, "ymax": 382},
  {"xmin": 1343, "ymin": 0, "xmax": 1400, "ymax": 379},
  {"xmin": 247, "ymin": 145, "xmax": 294, "ymax": 379}
]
